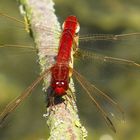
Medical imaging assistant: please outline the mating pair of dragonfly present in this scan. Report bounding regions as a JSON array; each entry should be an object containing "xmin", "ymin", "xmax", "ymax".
[{"xmin": 0, "ymin": 13, "xmax": 140, "ymax": 133}]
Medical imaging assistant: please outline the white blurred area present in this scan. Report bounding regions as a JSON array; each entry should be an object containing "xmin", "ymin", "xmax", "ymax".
[{"xmin": 100, "ymin": 134, "xmax": 113, "ymax": 140}]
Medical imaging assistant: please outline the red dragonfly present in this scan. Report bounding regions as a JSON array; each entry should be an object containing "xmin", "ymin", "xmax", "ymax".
[{"xmin": 0, "ymin": 13, "xmax": 140, "ymax": 132}]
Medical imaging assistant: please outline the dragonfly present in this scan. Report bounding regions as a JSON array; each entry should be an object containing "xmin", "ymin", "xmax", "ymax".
[{"xmin": 0, "ymin": 13, "xmax": 140, "ymax": 133}]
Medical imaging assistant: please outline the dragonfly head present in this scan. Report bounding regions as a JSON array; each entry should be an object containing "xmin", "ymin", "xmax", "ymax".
[
  {"xmin": 51, "ymin": 65, "xmax": 69, "ymax": 96},
  {"xmin": 52, "ymin": 81, "xmax": 68, "ymax": 96}
]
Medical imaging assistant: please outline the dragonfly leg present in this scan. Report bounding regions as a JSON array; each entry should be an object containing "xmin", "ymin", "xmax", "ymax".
[
  {"xmin": 46, "ymin": 87, "xmax": 66, "ymax": 115},
  {"xmin": 64, "ymin": 94, "xmax": 75, "ymax": 111},
  {"xmin": 46, "ymin": 92, "xmax": 56, "ymax": 115}
]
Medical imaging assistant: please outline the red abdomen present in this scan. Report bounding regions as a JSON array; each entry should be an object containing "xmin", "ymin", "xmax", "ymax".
[{"xmin": 56, "ymin": 16, "xmax": 78, "ymax": 64}]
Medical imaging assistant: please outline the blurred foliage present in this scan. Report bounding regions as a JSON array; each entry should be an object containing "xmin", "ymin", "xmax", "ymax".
[{"xmin": 0, "ymin": 0, "xmax": 140, "ymax": 140}]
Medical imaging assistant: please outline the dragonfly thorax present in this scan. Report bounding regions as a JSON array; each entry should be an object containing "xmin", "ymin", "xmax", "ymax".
[{"xmin": 51, "ymin": 64, "xmax": 69, "ymax": 95}]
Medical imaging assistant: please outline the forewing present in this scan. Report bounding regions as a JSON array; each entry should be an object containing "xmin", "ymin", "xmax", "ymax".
[
  {"xmin": 79, "ymin": 33, "xmax": 140, "ymax": 41},
  {"xmin": 0, "ymin": 69, "xmax": 50, "ymax": 127},
  {"xmin": 73, "ymin": 69, "xmax": 124, "ymax": 132},
  {"xmin": 75, "ymin": 49, "xmax": 140, "ymax": 68}
]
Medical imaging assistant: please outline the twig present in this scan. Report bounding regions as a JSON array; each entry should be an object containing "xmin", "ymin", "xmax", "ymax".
[{"xmin": 18, "ymin": 0, "xmax": 87, "ymax": 139}]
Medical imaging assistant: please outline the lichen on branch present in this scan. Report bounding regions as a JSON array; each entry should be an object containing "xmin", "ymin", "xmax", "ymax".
[{"xmin": 18, "ymin": 0, "xmax": 87, "ymax": 139}]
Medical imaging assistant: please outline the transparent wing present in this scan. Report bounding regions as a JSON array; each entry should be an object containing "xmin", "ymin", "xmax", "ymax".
[
  {"xmin": 0, "ymin": 44, "xmax": 58, "ymax": 51},
  {"xmin": 75, "ymin": 49, "xmax": 140, "ymax": 68},
  {"xmin": 1, "ymin": 12, "xmax": 140, "ymax": 42},
  {"xmin": 73, "ymin": 69, "xmax": 125, "ymax": 132},
  {"xmin": 0, "ymin": 69, "xmax": 50, "ymax": 127},
  {"xmin": 0, "ymin": 44, "xmax": 34, "ymax": 49},
  {"xmin": 0, "ymin": 44, "xmax": 58, "ymax": 56},
  {"xmin": 0, "ymin": 13, "xmax": 60, "ymax": 54},
  {"xmin": 79, "ymin": 33, "xmax": 140, "ymax": 41},
  {"xmin": 0, "ymin": 12, "xmax": 61, "ymax": 36}
]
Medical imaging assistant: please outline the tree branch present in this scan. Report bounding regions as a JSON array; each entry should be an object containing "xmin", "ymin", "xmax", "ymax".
[{"xmin": 18, "ymin": 0, "xmax": 87, "ymax": 139}]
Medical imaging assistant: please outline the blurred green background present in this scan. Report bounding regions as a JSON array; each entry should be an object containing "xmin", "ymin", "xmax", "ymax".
[{"xmin": 0, "ymin": 0, "xmax": 140, "ymax": 140}]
